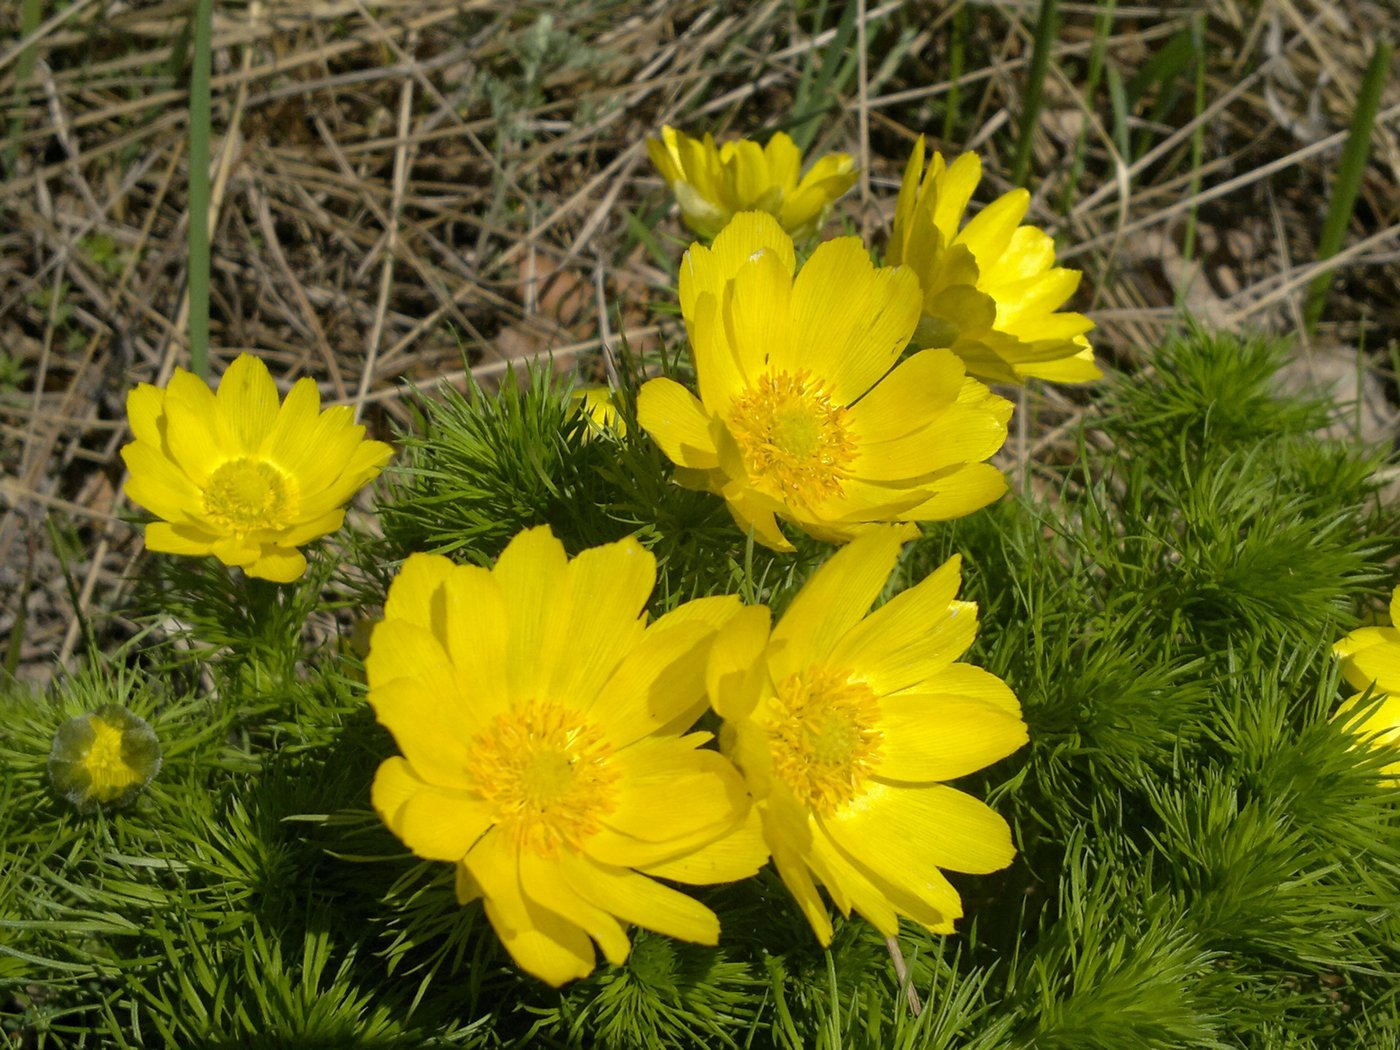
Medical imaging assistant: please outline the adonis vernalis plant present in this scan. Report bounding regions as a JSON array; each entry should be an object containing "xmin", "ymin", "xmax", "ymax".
[
  {"xmin": 366, "ymin": 526, "xmax": 766, "ymax": 986},
  {"xmin": 708, "ymin": 525, "xmax": 1027, "ymax": 942},
  {"xmin": 889, "ymin": 135, "xmax": 1100, "ymax": 385},
  {"xmin": 647, "ymin": 125, "xmax": 857, "ymax": 241},
  {"xmin": 638, "ymin": 211, "xmax": 1011, "ymax": 551},
  {"xmin": 121, "ymin": 353, "xmax": 393, "ymax": 582}
]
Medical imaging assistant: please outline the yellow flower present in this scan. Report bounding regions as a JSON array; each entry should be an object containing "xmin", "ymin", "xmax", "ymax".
[
  {"xmin": 888, "ymin": 136, "xmax": 1100, "ymax": 385},
  {"xmin": 48, "ymin": 705, "xmax": 161, "ymax": 812},
  {"xmin": 647, "ymin": 125, "xmax": 857, "ymax": 241},
  {"xmin": 366, "ymin": 527, "xmax": 767, "ymax": 986},
  {"xmin": 121, "ymin": 354, "xmax": 393, "ymax": 583},
  {"xmin": 637, "ymin": 212, "xmax": 1011, "ymax": 552},
  {"xmin": 708, "ymin": 526, "xmax": 1028, "ymax": 943},
  {"xmin": 1333, "ymin": 585, "xmax": 1400, "ymax": 775},
  {"xmin": 570, "ymin": 387, "xmax": 626, "ymax": 438},
  {"xmin": 1334, "ymin": 585, "xmax": 1400, "ymax": 693}
]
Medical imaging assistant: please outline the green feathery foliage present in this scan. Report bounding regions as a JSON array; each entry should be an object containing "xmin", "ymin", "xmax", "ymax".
[{"xmin": 6, "ymin": 328, "xmax": 1400, "ymax": 1047}]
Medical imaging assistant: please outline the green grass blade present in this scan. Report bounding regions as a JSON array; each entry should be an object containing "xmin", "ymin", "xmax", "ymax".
[
  {"xmin": 1011, "ymin": 0, "xmax": 1059, "ymax": 187},
  {"xmin": 1304, "ymin": 39, "xmax": 1393, "ymax": 334},
  {"xmin": 188, "ymin": 0, "xmax": 213, "ymax": 380},
  {"xmin": 1059, "ymin": 0, "xmax": 1117, "ymax": 215},
  {"xmin": 4, "ymin": 0, "xmax": 43, "ymax": 172}
]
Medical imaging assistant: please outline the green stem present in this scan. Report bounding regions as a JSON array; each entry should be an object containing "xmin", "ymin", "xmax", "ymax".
[
  {"xmin": 188, "ymin": 0, "xmax": 213, "ymax": 379},
  {"xmin": 1303, "ymin": 39, "xmax": 1392, "ymax": 334},
  {"xmin": 1011, "ymin": 0, "xmax": 1059, "ymax": 187}
]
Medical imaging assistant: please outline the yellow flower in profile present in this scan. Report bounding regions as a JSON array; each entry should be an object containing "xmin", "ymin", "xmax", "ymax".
[
  {"xmin": 637, "ymin": 212, "xmax": 1011, "ymax": 552},
  {"xmin": 889, "ymin": 136, "xmax": 1100, "ymax": 385},
  {"xmin": 1333, "ymin": 584, "xmax": 1400, "ymax": 775},
  {"xmin": 121, "ymin": 354, "xmax": 393, "ymax": 582},
  {"xmin": 708, "ymin": 526, "xmax": 1028, "ymax": 944},
  {"xmin": 48, "ymin": 705, "xmax": 161, "ymax": 812},
  {"xmin": 647, "ymin": 125, "xmax": 857, "ymax": 241},
  {"xmin": 367, "ymin": 527, "xmax": 766, "ymax": 986}
]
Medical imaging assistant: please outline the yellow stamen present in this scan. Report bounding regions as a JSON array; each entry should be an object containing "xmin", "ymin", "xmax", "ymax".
[
  {"xmin": 83, "ymin": 717, "xmax": 145, "ymax": 802},
  {"xmin": 766, "ymin": 666, "xmax": 882, "ymax": 815},
  {"xmin": 203, "ymin": 458, "xmax": 296, "ymax": 533},
  {"xmin": 727, "ymin": 370, "xmax": 857, "ymax": 505},
  {"xmin": 466, "ymin": 701, "xmax": 619, "ymax": 857}
]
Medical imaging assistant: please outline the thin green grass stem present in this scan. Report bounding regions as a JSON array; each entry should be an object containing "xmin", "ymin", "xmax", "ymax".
[
  {"xmin": 1303, "ymin": 39, "xmax": 1392, "ymax": 334},
  {"xmin": 1059, "ymin": 0, "xmax": 1115, "ymax": 215},
  {"xmin": 1177, "ymin": 14, "xmax": 1207, "ymax": 274},
  {"xmin": 1011, "ymin": 0, "xmax": 1059, "ymax": 187},
  {"xmin": 188, "ymin": 0, "xmax": 213, "ymax": 380},
  {"xmin": 5, "ymin": 0, "xmax": 44, "ymax": 171}
]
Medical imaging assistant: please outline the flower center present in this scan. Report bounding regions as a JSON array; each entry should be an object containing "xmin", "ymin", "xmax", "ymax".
[
  {"xmin": 465, "ymin": 701, "xmax": 619, "ymax": 857},
  {"xmin": 83, "ymin": 717, "xmax": 144, "ymax": 801},
  {"xmin": 766, "ymin": 666, "xmax": 882, "ymax": 815},
  {"xmin": 202, "ymin": 458, "xmax": 296, "ymax": 533},
  {"xmin": 727, "ymin": 370, "xmax": 857, "ymax": 505}
]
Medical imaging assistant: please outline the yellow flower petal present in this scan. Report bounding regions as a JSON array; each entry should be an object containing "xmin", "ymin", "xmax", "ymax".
[
  {"xmin": 790, "ymin": 237, "xmax": 921, "ymax": 404},
  {"xmin": 830, "ymin": 555, "xmax": 974, "ymax": 693},
  {"xmin": 144, "ymin": 521, "xmax": 217, "ymax": 557},
  {"xmin": 589, "ymin": 621, "xmax": 716, "ymax": 747},
  {"xmin": 365, "ymin": 672, "xmax": 476, "ymax": 789},
  {"xmin": 637, "ymin": 378, "xmax": 720, "ymax": 470},
  {"xmin": 465, "ymin": 830, "xmax": 597, "ymax": 987},
  {"xmin": 762, "ymin": 804, "xmax": 834, "ymax": 945},
  {"xmin": 600, "ymin": 735, "xmax": 748, "ymax": 847},
  {"xmin": 126, "ymin": 384, "xmax": 166, "ymax": 448},
  {"xmin": 494, "ymin": 525, "xmax": 570, "ymax": 700},
  {"xmin": 244, "ymin": 545, "xmax": 307, "ymax": 583},
  {"xmin": 899, "ymin": 463, "xmax": 1009, "ymax": 521},
  {"xmin": 637, "ymin": 807, "xmax": 769, "ymax": 885},
  {"xmin": 548, "ymin": 537, "xmax": 653, "ymax": 703},
  {"xmin": 262, "ymin": 376, "xmax": 323, "ymax": 462},
  {"xmin": 707, "ymin": 605, "xmax": 772, "ymax": 721},
  {"xmin": 769, "ymin": 525, "xmax": 914, "ymax": 679},
  {"xmin": 122, "ymin": 441, "xmax": 205, "ymax": 524},
  {"xmin": 519, "ymin": 851, "xmax": 632, "ymax": 966},
  {"xmin": 560, "ymin": 853, "xmax": 719, "ymax": 947},
  {"xmin": 877, "ymin": 695, "xmax": 1028, "ymax": 781},
  {"xmin": 726, "ymin": 247, "xmax": 794, "ymax": 374},
  {"xmin": 215, "ymin": 353, "xmax": 281, "ymax": 454},
  {"xmin": 855, "ymin": 403, "xmax": 1007, "ymax": 482},
  {"xmin": 382, "ymin": 552, "xmax": 453, "ymax": 635},
  {"xmin": 163, "ymin": 386, "xmax": 230, "ymax": 484},
  {"xmin": 954, "ymin": 188, "xmax": 1029, "ymax": 271},
  {"xmin": 372, "ymin": 757, "xmax": 491, "ymax": 862},
  {"xmin": 847, "ymin": 349, "xmax": 964, "ymax": 442},
  {"xmin": 826, "ymin": 780, "xmax": 1015, "ymax": 874}
]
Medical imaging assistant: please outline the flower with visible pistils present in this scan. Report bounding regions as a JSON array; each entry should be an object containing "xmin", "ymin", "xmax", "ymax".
[
  {"xmin": 647, "ymin": 125, "xmax": 857, "ymax": 241},
  {"xmin": 121, "ymin": 354, "xmax": 393, "ymax": 582},
  {"xmin": 367, "ymin": 527, "xmax": 767, "ymax": 986},
  {"xmin": 708, "ymin": 526, "xmax": 1027, "ymax": 943},
  {"xmin": 889, "ymin": 135, "xmax": 1100, "ymax": 385},
  {"xmin": 1334, "ymin": 584, "xmax": 1400, "ymax": 774},
  {"xmin": 637, "ymin": 212, "xmax": 1011, "ymax": 551}
]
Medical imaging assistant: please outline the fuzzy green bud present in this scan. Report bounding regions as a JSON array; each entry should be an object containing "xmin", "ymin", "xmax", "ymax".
[{"xmin": 48, "ymin": 704, "xmax": 161, "ymax": 812}]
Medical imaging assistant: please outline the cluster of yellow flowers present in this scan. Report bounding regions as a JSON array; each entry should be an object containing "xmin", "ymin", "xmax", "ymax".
[
  {"xmin": 357, "ymin": 128, "xmax": 1069, "ymax": 985},
  {"xmin": 365, "ymin": 524, "xmax": 1024, "ymax": 983},
  {"xmin": 641, "ymin": 126, "xmax": 1099, "ymax": 553},
  {"xmin": 112, "ymin": 127, "xmax": 1093, "ymax": 987},
  {"xmin": 114, "ymin": 126, "xmax": 1400, "ymax": 988}
]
